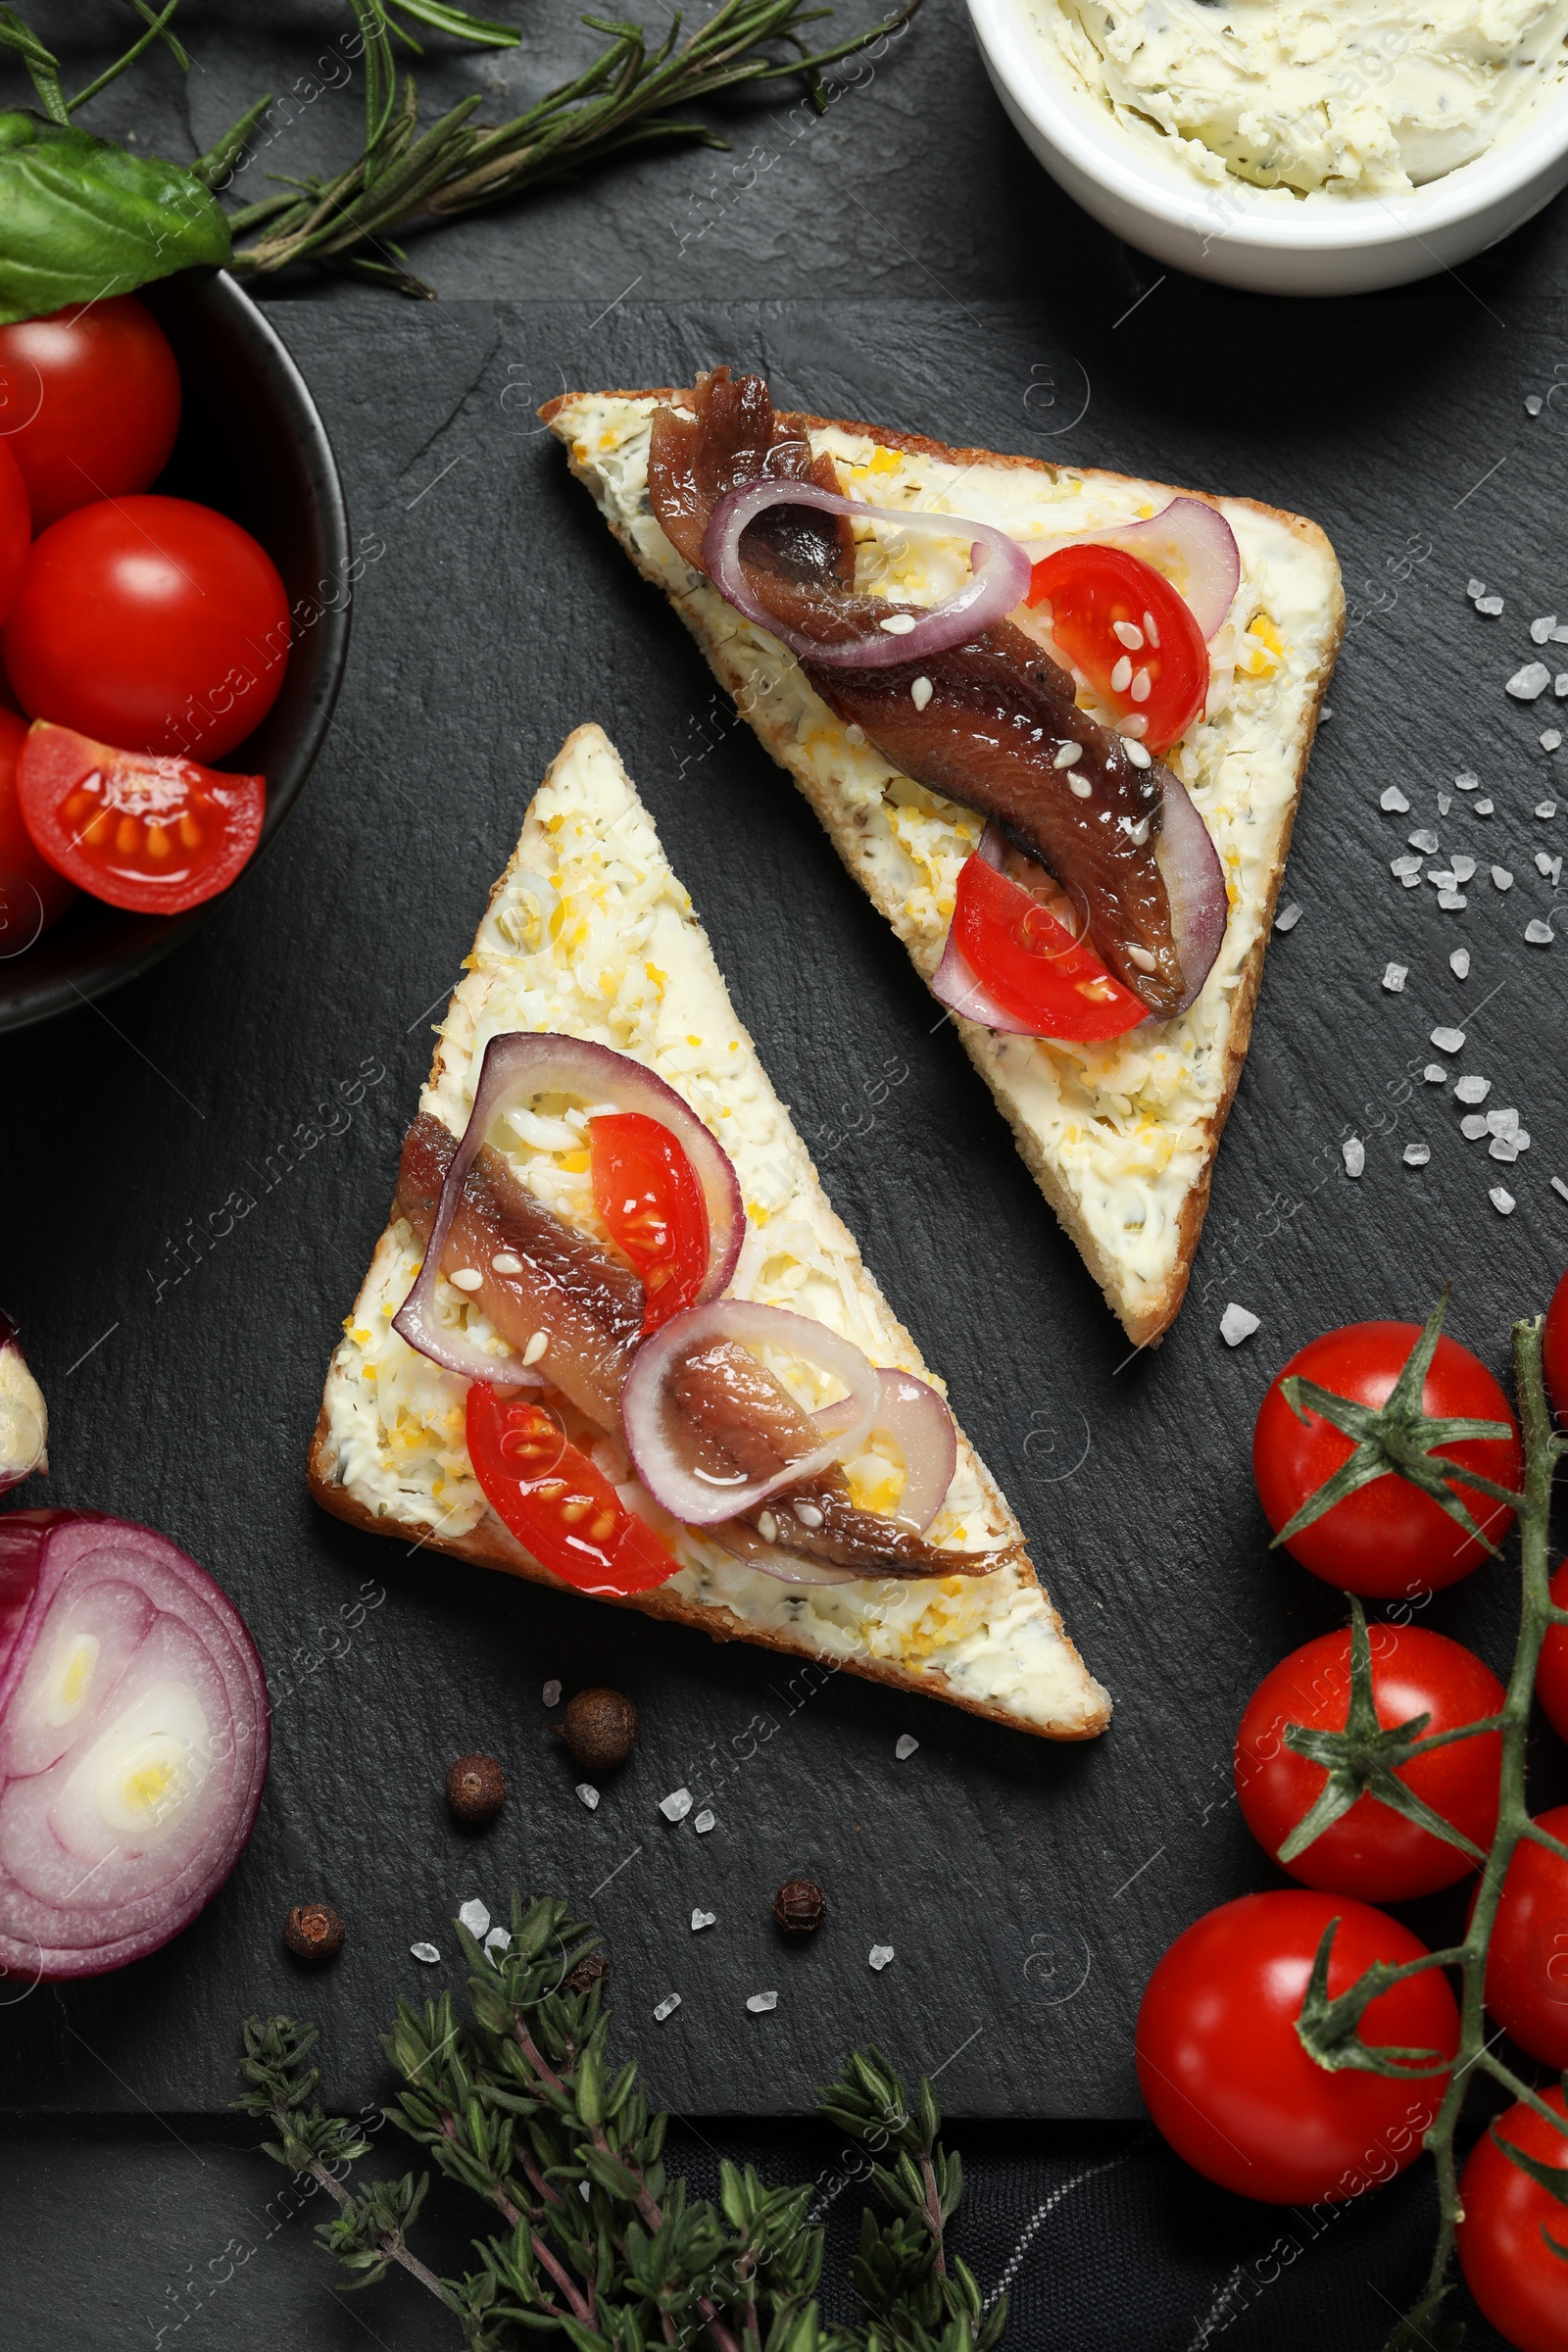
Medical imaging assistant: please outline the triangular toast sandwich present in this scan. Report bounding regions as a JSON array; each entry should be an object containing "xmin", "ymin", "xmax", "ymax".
[
  {"xmin": 308, "ymin": 725, "xmax": 1109, "ymax": 1740},
  {"xmin": 544, "ymin": 387, "xmax": 1344, "ymax": 1348}
]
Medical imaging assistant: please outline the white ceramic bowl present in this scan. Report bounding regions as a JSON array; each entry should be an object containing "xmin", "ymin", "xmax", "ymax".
[{"xmin": 968, "ymin": 0, "xmax": 1568, "ymax": 295}]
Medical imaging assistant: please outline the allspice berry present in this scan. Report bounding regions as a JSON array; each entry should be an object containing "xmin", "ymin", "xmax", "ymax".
[
  {"xmin": 565, "ymin": 1950, "xmax": 610, "ymax": 1993},
  {"xmin": 283, "ymin": 1902, "xmax": 345, "ymax": 1962},
  {"xmin": 446, "ymin": 1752, "xmax": 507, "ymax": 1824},
  {"xmin": 556, "ymin": 1688, "xmax": 637, "ymax": 1771},
  {"xmin": 772, "ymin": 1877, "xmax": 827, "ymax": 1936}
]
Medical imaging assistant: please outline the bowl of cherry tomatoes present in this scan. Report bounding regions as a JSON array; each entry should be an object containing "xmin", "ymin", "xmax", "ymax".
[{"xmin": 0, "ymin": 268, "xmax": 351, "ymax": 1032}]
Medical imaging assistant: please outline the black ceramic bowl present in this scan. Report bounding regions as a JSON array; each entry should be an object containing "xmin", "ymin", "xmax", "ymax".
[{"xmin": 0, "ymin": 269, "xmax": 351, "ymax": 1033}]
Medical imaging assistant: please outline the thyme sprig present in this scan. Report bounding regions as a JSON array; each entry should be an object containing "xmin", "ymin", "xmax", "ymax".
[
  {"xmin": 1286, "ymin": 1303, "xmax": 1568, "ymax": 2348},
  {"xmin": 238, "ymin": 1891, "xmax": 1006, "ymax": 2350}
]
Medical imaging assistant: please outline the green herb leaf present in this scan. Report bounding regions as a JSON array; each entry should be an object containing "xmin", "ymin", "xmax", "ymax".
[{"xmin": 0, "ymin": 112, "xmax": 229, "ymax": 324}]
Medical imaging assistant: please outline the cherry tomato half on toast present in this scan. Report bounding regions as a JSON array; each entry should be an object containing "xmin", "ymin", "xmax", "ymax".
[
  {"xmin": 1253, "ymin": 1321, "xmax": 1521, "ymax": 1598},
  {"xmin": 18, "ymin": 721, "xmax": 265, "ymax": 915},
  {"xmin": 1457, "ymin": 2085, "xmax": 1568, "ymax": 2352},
  {"xmin": 1136, "ymin": 1890, "xmax": 1458, "ymax": 2205},
  {"xmin": 1235, "ymin": 1623, "xmax": 1503, "ymax": 1900},
  {"xmin": 951, "ymin": 849, "xmax": 1148, "ymax": 1041},
  {"xmin": 589, "ymin": 1111, "xmax": 711, "ymax": 1334},
  {"xmin": 0, "ymin": 705, "xmax": 74, "ymax": 950},
  {"xmin": 0, "ymin": 294, "xmax": 180, "ymax": 529},
  {"xmin": 1482, "ymin": 1802, "xmax": 1568, "ymax": 2073},
  {"xmin": 465, "ymin": 1383, "xmax": 678, "ymax": 1596},
  {"xmin": 1027, "ymin": 544, "xmax": 1208, "ymax": 755},
  {"xmin": 4, "ymin": 494, "xmax": 290, "ymax": 760}
]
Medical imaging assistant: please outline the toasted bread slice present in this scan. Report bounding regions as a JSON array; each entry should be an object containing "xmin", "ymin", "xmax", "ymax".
[
  {"xmin": 543, "ymin": 390, "xmax": 1344, "ymax": 1347},
  {"xmin": 308, "ymin": 725, "xmax": 1109, "ymax": 1740}
]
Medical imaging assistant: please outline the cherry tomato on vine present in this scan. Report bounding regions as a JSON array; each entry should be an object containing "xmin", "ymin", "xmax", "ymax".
[
  {"xmin": 0, "ymin": 706, "xmax": 74, "ymax": 950},
  {"xmin": 1252, "ymin": 1321, "xmax": 1522, "ymax": 1599},
  {"xmin": 589, "ymin": 1111, "xmax": 710, "ymax": 1333},
  {"xmin": 1481, "ymin": 1802, "xmax": 1568, "ymax": 2072},
  {"xmin": 1135, "ymin": 1890, "xmax": 1459, "ymax": 2204},
  {"xmin": 1027, "ymin": 544, "xmax": 1207, "ymax": 754},
  {"xmin": 1235, "ymin": 1624, "xmax": 1504, "ymax": 1900},
  {"xmin": 1457, "ymin": 2085, "xmax": 1568, "ymax": 2352},
  {"xmin": 18, "ymin": 722, "xmax": 264, "ymax": 916},
  {"xmin": 1545, "ymin": 1266, "xmax": 1568, "ymax": 1427},
  {"xmin": 0, "ymin": 437, "xmax": 27, "ymax": 628},
  {"xmin": 1539, "ymin": 1561, "xmax": 1568, "ymax": 1744},
  {"xmin": 465, "ymin": 1383, "xmax": 678, "ymax": 1595},
  {"xmin": 950, "ymin": 850, "xmax": 1148, "ymax": 1041},
  {"xmin": 4, "ymin": 494, "xmax": 290, "ymax": 760},
  {"xmin": 0, "ymin": 295, "xmax": 181, "ymax": 529}
]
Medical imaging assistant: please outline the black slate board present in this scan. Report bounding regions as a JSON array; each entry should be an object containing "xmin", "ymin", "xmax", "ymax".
[{"xmin": 2, "ymin": 285, "xmax": 1566, "ymax": 2124}]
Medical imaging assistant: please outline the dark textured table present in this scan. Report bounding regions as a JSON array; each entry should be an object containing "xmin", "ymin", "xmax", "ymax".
[{"xmin": 5, "ymin": 4, "xmax": 1568, "ymax": 2345}]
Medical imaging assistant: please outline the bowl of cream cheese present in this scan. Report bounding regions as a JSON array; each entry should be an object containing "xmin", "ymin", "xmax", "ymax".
[{"xmin": 968, "ymin": 0, "xmax": 1568, "ymax": 293}]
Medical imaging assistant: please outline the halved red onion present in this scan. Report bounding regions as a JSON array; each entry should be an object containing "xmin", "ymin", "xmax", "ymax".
[
  {"xmin": 1157, "ymin": 777, "xmax": 1229, "ymax": 1013},
  {"xmin": 0, "ymin": 1512, "xmax": 269, "ymax": 1981},
  {"xmin": 1024, "ymin": 499, "xmax": 1241, "ymax": 640},
  {"xmin": 621, "ymin": 1299, "xmax": 880, "ymax": 1528},
  {"xmin": 702, "ymin": 480, "xmax": 1032, "ymax": 669},
  {"xmin": 0, "ymin": 1311, "xmax": 46, "ymax": 1494},
  {"xmin": 395, "ymin": 1034, "xmax": 745, "ymax": 1384}
]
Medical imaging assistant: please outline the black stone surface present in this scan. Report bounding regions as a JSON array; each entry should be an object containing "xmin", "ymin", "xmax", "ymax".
[{"xmin": 0, "ymin": 5, "xmax": 1564, "ymax": 2343}]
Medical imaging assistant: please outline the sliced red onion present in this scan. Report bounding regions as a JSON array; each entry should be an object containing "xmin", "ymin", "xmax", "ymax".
[
  {"xmin": 930, "ymin": 926, "xmax": 1040, "ymax": 1035},
  {"xmin": 1025, "ymin": 500, "xmax": 1241, "ymax": 641},
  {"xmin": 1157, "ymin": 777, "xmax": 1229, "ymax": 1013},
  {"xmin": 702, "ymin": 481, "xmax": 1032, "ymax": 669},
  {"xmin": 0, "ymin": 1311, "xmax": 46, "ymax": 1494},
  {"xmin": 0, "ymin": 1512, "xmax": 269, "ymax": 1981},
  {"xmin": 395, "ymin": 1034, "xmax": 745, "ymax": 1384},
  {"xmin": 852, "ymin": 1370, "xmax": 958, "ymax": 1535},
  {"xmin": 621, "ymin": 1299, "xmax": 881, "ymax": 1528}
]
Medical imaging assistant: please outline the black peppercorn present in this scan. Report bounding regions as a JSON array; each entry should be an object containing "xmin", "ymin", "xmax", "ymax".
[
  {"xmin": 565, "ymin": 1949, "xmax": 610, "ymax": 1993},
  {"xmin": 446, "ymin": 1752, "xmax": 507, "ymax": 1823},
  {"xmin": 283, "ymin": 1902, "xmax": 345, "ymax": 1961},
  {"xmin": 555, "ymin": 1688, "xmax": 637, "ymax": 1771},
  {"xmin": 772, "ymin": 1877, "xmax": 826, "ymax": 1935}
]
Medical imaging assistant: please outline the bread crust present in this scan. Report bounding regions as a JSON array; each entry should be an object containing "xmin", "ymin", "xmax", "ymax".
[{"xmin": 543, "ymin": 389, "xmax": 1345, "ymax": 1346}]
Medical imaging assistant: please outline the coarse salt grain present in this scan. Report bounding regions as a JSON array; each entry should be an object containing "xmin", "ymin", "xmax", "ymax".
[
  {"xmin": 1428, "ymin": 868, "xmax": 1457, "ymax": 890},
  {"xmin": 691, "ymin": 1909, "xmax": 716, "ymax": 1932},
  {"xmin": 660, "ymin": 1787, "xmax": 693, "ymax": 1822},
  {"xmin": 1439, "ymin": 794, "xmax": 1453, "ymax": 814},
  {"xmin": 869, "ymin": 1945, "xmax": 896, "ymax": 1971},
  {"xmin": 1491, "ymin": 1136, "xmax": 1519, "ymax": 1162},
  {"xmin": 1544, "ymin": 732, "xmax": 1563, "ymax": 752},
  {"xmin": 1532, "ymin": 615, "xmax": 1559, "ymax": 644},
  {"xmin": 1403, "ymin": 1143, "xmax": 1431, "ymax": 1166},
  {"xmin": 1461, "ymin": 1114, "xmax": 1491, "ymax": 1140},
  {"xmin": 1424, "ymin": 1064, "xmax": 1448, "ymax": 1083},
  {"xmin": 1431, "ymin": 1026, "xmax": 1466, "ymax": 1053},
  {"xmin": 1526, "ymin": 919, "xmax": 1555, "ymax": 944},
  {"xmin": 1456, "ymin": 771, "xmax": 1480, "ymax": 791},
  {"xmin": 1409, "ymin": 828, "xmax": 1440, "ymax": 854},
  {"xmin": 1466, "ymin": 579, "xmax": 1486, "ymax": 598},
  {"xmin": 1450, "ymin": 949, "xmax": 1470, "ymax": 978},
  {"xmin": 1343, "ymin": 1136, "xmax": 1366, "ymax": 1177},
  {"xmin": 1527, "ymin": 396, "xmax": 1544, "ymax": 416},
  {"xmin": 1439, "ymin": 892, "xmax": 1467, "ymax": 910},
  {"xmin": 1553, "ymin": 1176, "xmax": 1568, "ymax": 1202},
  {"xmin": 1275, "ymin": 903, "xmax": 1302, "ymax": 932},
  {"xmin": 1450, "ymin": 855, "xmax": 1477, "ymax": 883},
  {"xmin": 459, "ymin": 1899, "xmax": 490, "ymax": 1939},
  {"xmin": 1487, "ymin": 1108, "xmax": 1520, "ymax": 1137},
  {"xmin": 1220, "ymin": 1302, "xmax": 1260, "ymax": 1346},
  {"xmin": 694, "ymin": 1809, "xmax": 715, "ymax": 1835},
  {"xmin": 1494, "ymin": 867, "xmax": 1515, "ymax": 890},
  {"xmin": 485, "ymin": 1927, "xmax": 511, "ymax": 1959},
  {"xmin": 1476, "ymin": 799, "xmax": 1495, "ymax": 814},
  {"xmin": 576, "ymin": 1784, "xmax": 600, "ymax": 1811},
  {"xmin": 1380, "ymin": 786, "xmax": 1411, "ymax": 813},
  {"xmin": 1508, "ymin": 663, "xmax": 1551, "ymax": 700},
  {"xmin": 1537, "ymin": 802, "xmax": 1559, "ymax": 818},
  {"xmin": 1454, "ymin": 1075, "xmax": 1492, "ymax": 1103},
  {"xmin": 1391, "ymin": 855, "xmax": 1423, "ymax": 876},
  {"xmin": 1476, "ymin": 596, "xmax": 1505, "ymax": 615},
  {"xmin": 1382, "ymin": 963, "xmax": 1407, "ymax": 992},
  {"xmin": 910, "ymin": 676, "xmax": 933, "ymax": 712},
  {"xmin": 746, "ymin": 1991, "xmax": 778, "ymax": 2014},
  {"xmin": 654, "ymin": 1993, "xmax": 681, "ymax": 2022},
  {"xmin": 1491, "ymin": 1187, "xmax": 1516, "ymax": 1214},
  {"xmin": 1536, "ymin": 852, "xmax": 1557, "ymax": 877},
  {"xmin": 543, "ymin": 1679, "xmax": 562, "ymax": 1706},
  {"xmin": 895, "ymin": 1734, "xmax": 919, "ymax": 1760},
  {"xmin": 411, "ymin": 1941, "xmax": 441, "ymax": 1964}
]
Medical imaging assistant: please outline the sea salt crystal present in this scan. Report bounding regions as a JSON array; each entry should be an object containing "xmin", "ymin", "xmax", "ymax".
[
  {"xmin": 691, "ymin": 1909, "xmax": 716, "ymax": 1932},
  {"xmin": 1526, "ymin": 919, "xmax": 1555, "ymax": 944},
  {"xmin": 1220, "ymin": 1302, "xmax": 1260, "ymax": 1346},
  {"xmin": 1491, "ymin": 1187, "xmax": 1516, "ymax": 1214},
  {"xmin": 1536, "ymin": 852, "xmax": 1557, "ymax": 877},
  {"xmin": 746, "ymin": 1991, "xmax": 779, "ymax": 2013},
  {"xmin": 542, "ymin": 1679, "xmax": 562, "ymax": 1707},
  {"xmin": 1527, "ymin": 396, "xmax": 1544, "ymax": 416},
  {"xmin": 1381, "ymin": 785, "xmax": 1412, "ymax": 812},
  {"xmin": 459, "ymin": 1899, "xmax": 490, "ymax": 1939},
  {"xmin": 1424, "ymin": 1064, "xmax": 1448, "ymax": 1083},
  {"xmin": 1553, "ymin": 1177, "xmax": 1568, "ymax": 1202},
  {"xmin": 1401, "ymin": 873, "xmax": 1423, "ymax": 888},
  {"xmin": 1391, "ymin": 854, "xmax": 1423, "ymax": 876},
  {"xmin": 1450, "ymin": 855, "xmax": 1477, "ymax": 883},
  {"xmin": 1382, "ymin": 962, "xmax": 1407, "ymax": 992},
  {"xmin": 1450, "ymin": 948, "xmax": 1470, "ymax": 977},
  {"xmin": 1508, "ymin": 662, "xmax": 1551, "ymax": 700},
  {"xmin": 1461, "ymin": 1114, "xmax": 1492, "ymax": 1140},
  {"xmin": 1477, "ymin": 596, "xmax": 1505, "ymax": 615},
  {"xmin": 895, "ymin": 1734, "xmax": 920, "ymax": 1760},
  {"xmin": 1537, "ymin": 802, "xmax": 1559, "ymax": 818},
  {"xmin": 1343, "ymin": 1136, "xmax": 1366, "ymax": 1177},
  {"xmin": 1432, "ymin": 1026, "xmax": 1466, "ymax": 1053},
  {"xmin": 1532, "ymin": 615, "xmax": 1559, "ymax": 644},
  {"xmin": 1467, "ymin": 579, "xmax": 1487, "ymax": 598},
  {"xmin": 1438, "ymin": 793, "xmax": 1453, "ymax": 814},
  {"xmin": 1454, "ymin": 1075, "xmax": 1492, "ymax": 1104},
  {"xmin": 1438, "ymin": 892, "xmax": 1468, "ymax": 910},
  {"xmin": 1409, "ymin": 828, "xmax": 1440, "ymax": 854},
  {"xmin": 1494, "ymin": 866, "xmax": 1515, "ymax": 890},
  {"xmin": 1558, "ymin": 677, "xmax": 1568, "ymax": 697},
  {"xmin": 577, "ymin": 1784, "xmax": 601, "ymax": 1811},
  {"xmin": 485, "ymin": 1927, "xmax": 511, "ymax": 1959},
  {"xmin": 1487, "ymin": 1107, "xmax": 1520, "ymax": 1137},
  {"xmin": 1544, "ymin": 731, "xmax": 1563, "ymax": 752},
  {"xmin": 654, "ymin": 1993, "xmax": 682, "ymax": 2022},
  {"xmin": 694, "ymin": 1809, "xmax": 715, "ymax": 1835},
  {"xmin": 1491, "ymin": 1136, "xmax": 1519, "ymax": 1162},
  {"xmin": 868, "ymin": 1945, "xmax": 896, "ymax": 1971},
  {"xmin": 1275, "ymin": 902, "xmax": 1302, "ymax": 931},
  {"xmin": 1455, "ymin": 770, "xmax": 1480, "ymax": 791},
  {"xmin": 660, "ymin": 1787, "xmax": 693, "ymax": 1821},
  {"xmin": 1403, "ymin": 1143, "xmax": 1431, "ymax": 1166},
  {"xmin": 1476, "ymin": 799, "xmax": 1495, "ymax": 814},
  {"xmin": 411, "ymin": 1941, "xmax": 441, "ymax": 1964},
  {"xmin": 1428, "ymin": 868, "xmax": 1457, "ymax": 889}
]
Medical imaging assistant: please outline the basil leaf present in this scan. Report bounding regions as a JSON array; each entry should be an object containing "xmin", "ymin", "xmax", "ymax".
[{"xmin": 0, "ymin": 113, "xmax": 230, "ymax": 326}]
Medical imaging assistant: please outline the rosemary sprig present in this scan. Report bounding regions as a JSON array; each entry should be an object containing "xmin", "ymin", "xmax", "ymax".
[
  {"xmin": 1289, "ymin": 1302, "xmax": 1568, "ymax": 2347},
  {"xmin": 239, "ymin": 1891, "xmax": 1004, "ymax": 2349}
]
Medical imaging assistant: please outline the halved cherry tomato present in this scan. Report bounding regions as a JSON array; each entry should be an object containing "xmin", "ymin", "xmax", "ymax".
[
  {"xmin": 589, "ymin": 1111, "xmax": 710, "ymax": 1334},
  {"xmin": 17, "ymin": 721, "xmax": 265, "ymax": 916},
  {"xmin": 466, "ymin": 1383, "xmax": 678, "ymax": 1595},
  {"xmin": 0, "ymin": 706, "xmax": 74, "ymax": 952},
  {"xmin": 1457, "ymin": 2085, "xmax": 1568, "ymax": 2352},
  {"xmin": 0, "ymin": 295, "xmax": 181, "ymax": 529},
  {"xmin": 951, "ymin": 850, "xmax": 1147, "ymax": 1041},
  {"xmin": 0, "ymin": 437, "xmax": 26, "ymax": 628},
  {"xmin": 1028, "ymin": 544, "xmax": 1207, "ymax": 754}
]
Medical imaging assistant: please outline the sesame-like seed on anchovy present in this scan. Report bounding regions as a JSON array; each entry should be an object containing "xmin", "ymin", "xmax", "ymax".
[
  {"xmin": 493, "ymin": 1251, "xmax": 523, "ymax": 1274},
  {"xmin": 1069, "ymin": 775, "xmax": 1093, "ymax": 799},
  {"xmin": 1124, "ymin": 738, "xmax": 1152, "ymax": 768},
  {"xmin": 1054, "ymin": 741, "xmax": 1083, "ymax": 768},
  {"xmin": 1127, "ymin": 945, "xmax": 1156, "ymax": 972},
  {"xmin": 796, "ymin": 1501, "xmax": 824, "ymax": 1528},
  {"xmin": 758, "ymin": 1509, "xmax": 778, "ymax": 1544},
  {"xmin": 878, "ymin": 612, "xmax": 916, "ymax": 634},
  {"xmin": 910, "ymin": 676, "xmax": 933, "ymax": 712},
  {"xmin": 450, "ymin": 1268, "xmax": 483, "ymax": 1292},
  {"xmin": 522, "ymin": 1331, "xmax": 550, "ymax": 1365}
]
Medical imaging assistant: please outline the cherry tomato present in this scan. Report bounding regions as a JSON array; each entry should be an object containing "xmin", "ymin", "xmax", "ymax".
[
  {"xmin": 0, "ymin": 437, "xmax": 27, "ymax": 628},
  {"xmin": 1457, "ymin": 2085, "xmax": 1568, "ymax": 2352},
  {"xmin": 1253, "ymin": 1321, "xmax": 1521, "ymax": 1599},
  {"xmin": 1136, "ymin": 1890, "xmax": 1459, "ymax": 2204},
  {"xmin": 0, "ymin": 295, "xmax": 180, "ymax": 530},
  {"xmin": 0, "ymin": 706, "xmax": 74, "ymax": 951},
  {"xmin": 1027, "ymin": 544, "xmax": 1208, "ymax": 754},
  {"xmin": 951, "ymin": 849, "xmax": 1148, "ymax": 1041},
  {"xmin": 1545, "ymin": 1266, "xmax": 1568, "ymax": 1427},
  {"xmin": 465, "ymin": 1384, "xmax": 678, "ymax": 1596},
  {"xmin": 17, "ymin": 721, "xmax": 264, "ymax": 916},
  {"xmin": 1539, "ymin": 1561, "xmax": 1568, "ymax": 1744},
  {"xmin": 1235, "ymin": 1624, "xmax": 1503, "ymax": 1900},
  {"xmin": 589, "ymin": 1111, "xmax": 710, "ymax": 1334},
  {"xmin": 1483, "ymin": 1804, "xmax": 1568, "ymax": 2072},
  {"xmin": 4, "ymin": 495, "xmax": 290, "ymax": 760}
]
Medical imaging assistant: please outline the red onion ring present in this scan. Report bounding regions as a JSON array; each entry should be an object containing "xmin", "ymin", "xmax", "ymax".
[
  {"xmin": 853, "ymin": 1370, "xmax": 958, "ymax": 1535},
  {"xmin": 702, "ymin": 481, "xmax": 1032, "ymax": 668},
  {"xmin": 0, "ymin": 1512, "xmax": 269, "ymax": 1981},
  {"xmin": 394, "ymin": 1034, "xmax": 745, "ymax": 1385},
  {"xmin": 0, "ymin": 1310, "xmax": 46, "ymax": 1494},
  {"xmin": 929, "ymin": 928, "xmax": 1041, "ymax": 1035},
  {"xmin": 1157, "ymin": 777, "xmax": 1229, "ymax": 1014},
  {"xmin": 621, "ymin": 1299, "xmax": 881, "ymax": 1527},
  {"xmin": 1025, "ymin": 499, "xmax": 1241, "ymax": 641}
]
